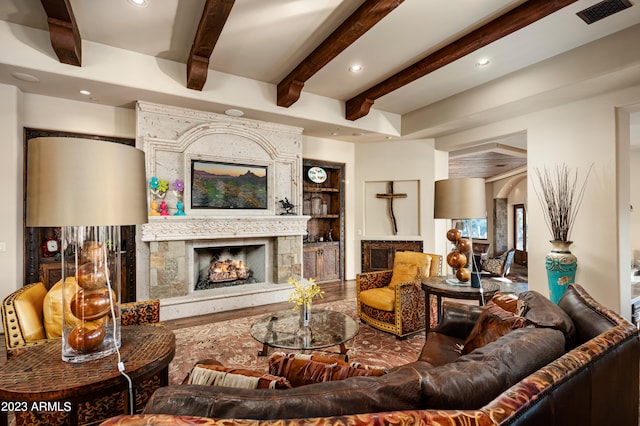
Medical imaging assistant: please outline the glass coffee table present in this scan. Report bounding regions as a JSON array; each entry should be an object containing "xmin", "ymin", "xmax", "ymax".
[{"xmin": 250, "ymin": 308, "xmax": 359, "ymax": 361}]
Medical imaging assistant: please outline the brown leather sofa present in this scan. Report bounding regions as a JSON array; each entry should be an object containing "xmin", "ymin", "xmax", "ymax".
[{"xmin": 101, "ymin": 284, "xmax": 639, "ymax": 426}]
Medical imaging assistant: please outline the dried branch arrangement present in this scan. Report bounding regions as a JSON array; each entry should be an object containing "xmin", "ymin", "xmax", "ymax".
[{"xmin": 534, "ymin": 164, "xmax": 593, "ymax": 242}]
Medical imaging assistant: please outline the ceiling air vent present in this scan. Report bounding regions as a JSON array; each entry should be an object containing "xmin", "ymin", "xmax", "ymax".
[{"xmin": 577, "ymin": 0, "xmax": 633, "ymax": 24}]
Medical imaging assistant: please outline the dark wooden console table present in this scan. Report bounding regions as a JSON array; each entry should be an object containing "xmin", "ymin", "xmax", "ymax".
[
  {"xmin": 0, "ymin": 325, "xmax": 174, "ymax": 426},
  {"xmin": 422, "ymin": 276, "xmax": 500, "ymax": 333}
]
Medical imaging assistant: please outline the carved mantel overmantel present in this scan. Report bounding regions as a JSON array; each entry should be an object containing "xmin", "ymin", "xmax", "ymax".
[{"xmin": 141, "ymin": 215, "xmax": 310, "ymax": 242}]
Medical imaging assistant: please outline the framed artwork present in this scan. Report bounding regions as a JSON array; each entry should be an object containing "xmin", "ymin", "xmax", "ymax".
[{"xmin": 191, "ymin": 160, "xmax": 268, "ymax": 209}]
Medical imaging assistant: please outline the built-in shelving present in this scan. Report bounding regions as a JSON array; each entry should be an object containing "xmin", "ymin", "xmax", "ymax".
[{"xmin": 302, "ymin": 160, "xmax": 344, "ymax": 283}]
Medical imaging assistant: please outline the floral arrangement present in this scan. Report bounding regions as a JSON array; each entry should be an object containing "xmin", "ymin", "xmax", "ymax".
[
  {"xmin": 533, "ymin": 164, "xmax": 592, "ymax": 242},
  {"xmin": 172, "ymin": 178, "xmax": 184, "ymax": 192},
  {"xmin": 287, "ymin": 276, "xmax": 323, "ymax": 310},
  {"xmin": 149, "ymin": 176, "xmax": 169, "ymax": 198}
]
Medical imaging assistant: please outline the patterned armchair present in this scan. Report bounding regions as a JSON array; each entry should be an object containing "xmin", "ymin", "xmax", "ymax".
[
  {"xmin": 481, "ymin": 248, "xmax": 516, "ymax": 279},
  {"xmin": 2, "ymin": 281, "xmax": 161, "ymax": 359},
  {"xmin": 356, "ymin": 252, "xmax": 442, "ymax": 338}
]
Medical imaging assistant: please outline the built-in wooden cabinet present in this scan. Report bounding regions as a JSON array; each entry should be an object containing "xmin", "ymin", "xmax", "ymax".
[
  {"xmin": 302, "ymin": 160, "xmax": 344, "ymax": 283},
  {"xmin": 303, "ymin": 242, "xmax": 340, "ymax": 282}
]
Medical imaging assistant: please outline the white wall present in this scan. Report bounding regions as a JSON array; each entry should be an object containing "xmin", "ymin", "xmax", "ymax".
[
  {"xmin": 0, "ymin": 84, "xmax": 23, "ymax": 304},
  {"xmin": 354, "ymin": 139, "xmax": 441, "ymax": 274},
  {"xmin": 436, "ymin": 84, "xmax": 640, "ymax": 318},
  {"xmin": 631, "ymin": 149, "xmax": 640, "ymax": 263}
]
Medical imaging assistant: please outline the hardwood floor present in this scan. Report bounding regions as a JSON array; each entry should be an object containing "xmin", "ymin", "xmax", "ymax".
[{"xmin": 163, "ymin": 279, "xmax": 357, "ymax": 331}]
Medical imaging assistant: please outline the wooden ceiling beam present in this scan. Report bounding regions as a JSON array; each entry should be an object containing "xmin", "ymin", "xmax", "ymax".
[
  {"xmin": 277, "ymin": 0, "xmax": 404, "ymax": 108},
  {"xmin": 345, "ymin": 0, "xmax": 578, "ymax": 121},
  {"xmin": 40, "ymin": 0, "xmax": 81, "ymax": 66},
  {"xmin": 187, "ymin": 0, "xmax": 236, "ymax": 91}
]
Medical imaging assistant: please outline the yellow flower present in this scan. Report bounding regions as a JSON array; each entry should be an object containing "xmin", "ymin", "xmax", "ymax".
[{"xmin": 288, "ymin": 277, "xmax": 324, "ymax": 310}]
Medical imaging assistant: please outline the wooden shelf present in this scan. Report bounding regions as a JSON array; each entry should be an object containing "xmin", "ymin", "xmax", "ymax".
[
  {"xmin": 303, "ymin": 187, "xmax": 340, "ymax": 193},
  {"xmin": 310, "ymin": 214, "xmax": 340, "ymax": 219}
]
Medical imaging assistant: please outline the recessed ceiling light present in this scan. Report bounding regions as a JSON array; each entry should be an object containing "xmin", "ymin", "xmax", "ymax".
[
  {"xmin": 11, "ymin": 72, "xmax": 40, "ymax": 83},
  {"xmin": 224, "ymin": 108, "xmax": 244, "ymax": 117},
  {"xmin": 80, "ymin": 89, "xmax": 91, "ymax": 95},
  {"xmin": 128, "ymin": 0, "xmax": 148, "ymax": 7},
  {"xmin": 348, "ymin": 65, "xmax": 363, "ymax": 73},
  {"xmin": 476, "ymin": 58, "xmax": 491, "ymax": 67}
]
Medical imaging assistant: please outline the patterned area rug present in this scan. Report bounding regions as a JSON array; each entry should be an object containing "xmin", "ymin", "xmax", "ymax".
[{"xmin": 169, "ymin": 298, "xmax": 426, "ymax": 384}]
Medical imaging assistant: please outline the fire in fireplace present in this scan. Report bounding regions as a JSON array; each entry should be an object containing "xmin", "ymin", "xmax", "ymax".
[{"xmin": 194, "ymin": 245, "xmax": 265, "ymax": 290}]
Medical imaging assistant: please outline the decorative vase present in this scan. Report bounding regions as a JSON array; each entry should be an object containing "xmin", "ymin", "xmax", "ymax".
[
  {"xmin": 545, "ymin": 240, "xmax": 577, "ymax": 304},
  {"xmin": 61, "ymin": 226, "xmax": 121, "ymax": 362},
  {"xmin": 300, "ymin": 302, "xmax": 311, "ymax": 328}
]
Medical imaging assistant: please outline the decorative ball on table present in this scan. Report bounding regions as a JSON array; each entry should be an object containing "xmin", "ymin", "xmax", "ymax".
[{"xmin": 445, "ymin": 228, "xmax": 472, "ymax": 284}]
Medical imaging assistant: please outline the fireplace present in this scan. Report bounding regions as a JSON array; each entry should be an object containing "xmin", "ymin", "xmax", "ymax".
[
  {"xmin": 193, "ymin": 242, "xmax": 267, "ymax": 290},
  {"xmin": 135, "ymin": 102, "xmax": 309, "ymax": 321}
]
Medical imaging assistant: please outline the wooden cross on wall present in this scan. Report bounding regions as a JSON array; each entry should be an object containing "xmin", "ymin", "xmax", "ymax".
[{"xmin": 376, "ymin": 181, "xmax": 407, "ymax": 235}]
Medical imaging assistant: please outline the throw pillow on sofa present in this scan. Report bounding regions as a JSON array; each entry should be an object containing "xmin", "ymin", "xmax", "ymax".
[
  {"xmin": 268, "ymin": 352, "xmax": 388, "ymax": 387},
  {"xmin": 185, "ymin": 364, "xmax": 292, "ymax": 389},
  {"xmin": 462, "ymin": 299, "xmax": 530, "ymax": 354}
]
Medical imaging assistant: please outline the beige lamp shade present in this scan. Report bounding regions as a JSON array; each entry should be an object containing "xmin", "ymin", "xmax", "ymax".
[
  {"xmin": 26, "ymin": 137, "xmax": 148, "ymax": 227},
  {"xmin": 434, "ymin": 178, "xmax": 487, "ymax": 219}
]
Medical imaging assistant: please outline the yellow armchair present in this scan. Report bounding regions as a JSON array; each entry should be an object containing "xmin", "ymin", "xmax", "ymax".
[{"xmin": 356, "ymin": 251, "xmax": 441, "ymax": 338}]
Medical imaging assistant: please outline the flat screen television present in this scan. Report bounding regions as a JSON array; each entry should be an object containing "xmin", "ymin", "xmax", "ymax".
[{"xmin": 191, "ymin": 160, "xmax": 268, "ymax": 209}]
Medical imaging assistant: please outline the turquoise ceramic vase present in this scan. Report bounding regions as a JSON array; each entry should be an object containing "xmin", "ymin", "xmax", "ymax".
[{"xmin": 545, "ymin": 241, "xmax": 577, "ymax": 304}]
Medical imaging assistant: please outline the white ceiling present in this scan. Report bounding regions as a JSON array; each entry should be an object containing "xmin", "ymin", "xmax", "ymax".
[{"xmin": 0, "ymin": 0, "xmax": 639, "ymax": 156}]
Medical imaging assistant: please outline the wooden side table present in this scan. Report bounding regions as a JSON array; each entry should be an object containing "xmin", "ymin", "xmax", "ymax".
[
  {"xmin": 0, "ymin": 325, "xmax": 175, "ymax": 426},
  {"xmin": 422, "ymin": 276, "xmax": 500, "ymax": 333}
]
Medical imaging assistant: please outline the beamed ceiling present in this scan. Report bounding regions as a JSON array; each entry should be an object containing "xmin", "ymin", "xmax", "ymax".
[{"xmin": 1, "ymin": 0, "xmax": 640, "ymax": 179}]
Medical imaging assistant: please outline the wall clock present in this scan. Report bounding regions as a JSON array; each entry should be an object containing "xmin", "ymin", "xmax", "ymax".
[
  {"xmin": 307, "ymin": 167, "xmax": 327, "ymax": 183},
  {"xmin": 42, "ymin": 238, "xmax": 59, "ymax": 257}
]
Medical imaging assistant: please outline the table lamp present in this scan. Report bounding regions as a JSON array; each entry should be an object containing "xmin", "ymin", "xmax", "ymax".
[
  {"xmin": 26, "ymin": 137, "xmax": 147, "ymax": 362},
  {"xmin": 434, "ymin": 178, "xmax": 486, "ymax": 287}
]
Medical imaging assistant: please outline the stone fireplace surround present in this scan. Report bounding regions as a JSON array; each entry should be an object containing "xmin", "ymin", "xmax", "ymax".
[{"xmin": 135, "ymin": 102, "xmax": 309, "ymax": 321}]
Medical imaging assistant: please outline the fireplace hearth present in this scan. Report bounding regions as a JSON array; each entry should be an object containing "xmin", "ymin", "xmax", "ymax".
[{"xmin": 194, "ymin": 245, "xmax": 263, "ymax": 290}]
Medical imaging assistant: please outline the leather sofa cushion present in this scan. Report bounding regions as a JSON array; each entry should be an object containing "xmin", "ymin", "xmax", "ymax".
[
  {"xmin": 420, "ymin": 327, "xmax": 566, "ymax": 410},
  {"xmin": 11, "ymin": 282, "xmax": 48, "ymax": 342},
  {"xmin": 268, "ymin": 352, "xmax": 387, "ymax": 387},
  {"xmin": 388, "ymin": 263, "xmax": 419, "ymax": 290},
  {"xmin": 43, "ymin": 278, "xmax": 81, "ymax": 339},
  {"xmin": 186, "ymin": 364, "xmax": 292, "ymax": 389},
  {"xmin": 418, "ymin": 332, "xmax": 464, "ymax": 366},
  {"xmin": 358, "ymin": 287, "xmax": 395, "ymax": 311},
  {"xmin": 519, "ymin": 290, "xmax": 576, "ymax": 349},
  {"xmin": 558, "ymin": 284, "xmax": 616, "ymax": 345},
  {"xmin": 462, "ymin": 300, "xmax": 529, "ymax": 354}
]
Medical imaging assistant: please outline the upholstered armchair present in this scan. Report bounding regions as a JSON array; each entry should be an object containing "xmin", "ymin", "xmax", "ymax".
[
  {"xmin": 356, "ymin": 251, "xmax": 442, "ymax": 338},
  {"xmin": 2, "ymin": 281, "xmax": 161, "ymax": 359},
  {"xmin": 480, "ymin": 248, "xmax": 516, "ymax": 279}
]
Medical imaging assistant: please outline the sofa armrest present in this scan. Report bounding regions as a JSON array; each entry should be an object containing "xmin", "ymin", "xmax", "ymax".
[
  {"xmin": 430, "ymin": 301, "xmax": 483, "ymax": 339},
  {"xmin": 356, "ymin": 270, "xmax": 393, "ymax": 292}
]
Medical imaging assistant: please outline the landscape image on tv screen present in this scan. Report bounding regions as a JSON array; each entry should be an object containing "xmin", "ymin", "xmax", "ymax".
[{"xmin": 191, "ymin": 160, "xmax": 268, "ymax": 209}]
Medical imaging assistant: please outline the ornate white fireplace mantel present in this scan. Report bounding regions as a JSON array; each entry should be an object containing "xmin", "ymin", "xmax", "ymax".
[
  {"xmin": 141, "ymin": 215, "xmax": 310, "ymax": 242},
  {"xmin": 135, "ymin": 101, "xmax": 310, "ymax": 321}
]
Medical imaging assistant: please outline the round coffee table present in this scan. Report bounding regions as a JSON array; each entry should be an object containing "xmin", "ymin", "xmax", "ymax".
[
  {"xmin": 422, "ymin": 276, "xmax": 501, "ymax": 333},
  {"xmin": 250, "ymin": 308, "xmax": 359, "ymax": 360}
]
